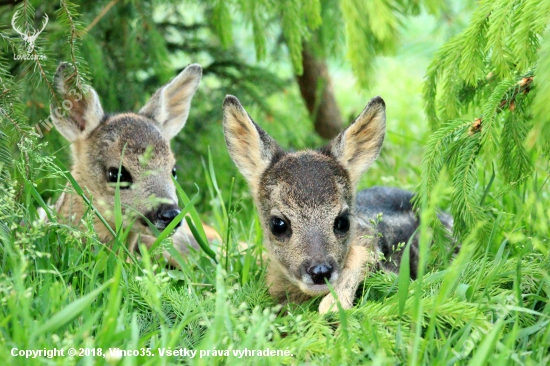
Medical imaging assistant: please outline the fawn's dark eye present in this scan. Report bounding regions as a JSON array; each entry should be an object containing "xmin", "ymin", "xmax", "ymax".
[
  {"xmin": 334, "ymin": 214, "xmax": 350, "ymax": 234},
  {"xmin": 270, "ymin": 216, "xmax": 289, "ymax": 237},
  {"xmin": 172, "ymin": 167, "xmax": 177, "ymax": 179},
  {"xmin": 106, "ymin": 167, "xmax": 133, "ymax": 189}
]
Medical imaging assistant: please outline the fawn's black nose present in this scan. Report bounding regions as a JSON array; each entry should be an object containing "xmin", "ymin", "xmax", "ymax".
[
  {"xmin": 157, "ymin": 204, "xmax": 181, "ymax": 229},
  {"xmin": 307, "ymin": 263, "xmax": 333, "ymax": 285}
]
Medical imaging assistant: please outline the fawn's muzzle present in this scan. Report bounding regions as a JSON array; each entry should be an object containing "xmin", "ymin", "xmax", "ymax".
[
  {"xmin": 145, "ymin": 204, "xmax": 181, "ymax": 230},
  {"xmin": 158, "ymin": 204, "xmax": 181, "ymax": 228},
  {"xmin": 300, "ymin": 258, "xmax": 337, "ymax": 285},
  {"xmin": 307, "ymin": 263, "xmax": 333, "ymax": 285}
]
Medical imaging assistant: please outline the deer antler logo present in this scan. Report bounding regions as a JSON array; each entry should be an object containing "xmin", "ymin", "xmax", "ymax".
[{"xmin": 11, "ymin": 10, "xmax": 48, "ymax": 54}]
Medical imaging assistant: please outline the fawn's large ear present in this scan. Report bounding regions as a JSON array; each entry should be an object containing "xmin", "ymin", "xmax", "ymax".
[
  {"xmin": 223, "ymin": 95, "xmax": 284, "ymax": 192},
  {"xmin": 139, "ymin": 64, "xmax": 202, "ymax": 140},
  {"xmin": 325, "ymin": 96, "xmax": 386, "ymax": 187},
  {"xmin": 50, "ymin": 62, "xmax": 105, "ymax": 142}
]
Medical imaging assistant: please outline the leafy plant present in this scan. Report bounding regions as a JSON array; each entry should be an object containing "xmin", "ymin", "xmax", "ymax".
[
  {"xmin": 419, "ymin": 0, "xmax": 550, "ymax": 240},
  {"xmin": 1, "ymin": 1, "xmax": 549, "ymax": 365}
]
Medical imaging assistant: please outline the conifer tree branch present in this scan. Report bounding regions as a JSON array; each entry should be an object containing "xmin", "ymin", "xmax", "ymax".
[
  {"xmin": 467, "ymin": 74, "xmax": 533, "ymax": 136},
  {"xmin": 31, "ymin": 49, "xmax": 59, "ymax": 106},
  {"xmin": 85, "ymin": 0, "xmax": 119, "ymax": 32},
  {"xmin": 0, "ymin": 107, "xmax": 29, "ymax": 139},
  {"xmin": 60, "ymin": 0, "xmax": 82, "ymax": 90}
]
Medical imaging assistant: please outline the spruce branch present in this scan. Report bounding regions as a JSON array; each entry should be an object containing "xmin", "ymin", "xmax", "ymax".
[
  {"xmin": 465, "ymin": 74, "xmax": 533, "ymax": 137},
  {"xmin": 56, "ymin": 0, "xmax": 90, "ymax": 94},
  {"xmin": 0, "ymin": 107, "xmax": 30, "ymax": 140},
  {"xmin": 60, "ymin": 0, "xmax": 83, "ymax": 90},
  {"xmin": 419, "ymin": 0, "xmax": 545, "ymax": 242},
  {"xmin": 530, "ymin": 25, "xmax": 550, "ymax": 153},
  {"xmin": 85, "ymin": 0, "xmax": 119, "ymax": 32},
  {"xmin": 30, "ymin": 49, "xmax": 59, "ymax": 106}
]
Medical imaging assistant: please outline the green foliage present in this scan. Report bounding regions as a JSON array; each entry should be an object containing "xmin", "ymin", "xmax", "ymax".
[
  {"xmin": 208, "ymin": 0, "xmax": 441, "ymax": 87},
  {"xmin": 54, "ymin": 1, "xmax": 89, "ymax": 88},
  {"xmin": 1, "ymin": 1, "xmax": 549, "ymax": 365},
  {"xmin": 2, "ymin": 161, "xmax": 549, "ymax": 364},
  {"xmin": 333, "ymin": 0, "xmax": 442, "ymax": 87},
  {"xmin": 531, "ymin": 26, "xmax": 550, "ymax": 152},
  {"xmin": 0, "ymin": 58, "xmax": 20, "ymax": 190},
  {"xmin": 420, "ymin": 0, "xmax": 550, "ymax": 240},
  {"xmin": 341, "ymin": 0, "xmax": 400, "ymax": 86},
  {"xmin": 2, "ymin": 136, "xmax": 550, "ymax": 364},
  {"xmin": 205, "ymin": 0, "xmax": 322, "ymax": 74},
  {"xmin": 0, "ymin": 0, "xmax": 295, "ymax": 214}
]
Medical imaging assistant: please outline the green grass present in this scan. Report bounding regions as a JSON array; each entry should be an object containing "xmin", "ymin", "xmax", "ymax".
[
  {"xmin": 2, "ymin": 7, "xmax": 550, "ymax": 366},
  {"xmin": 1, "ymin": 145, "xmax": 549, "ymax": 365}
]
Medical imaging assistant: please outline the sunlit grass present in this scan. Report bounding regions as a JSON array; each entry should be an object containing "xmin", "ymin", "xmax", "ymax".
[{"xmin": 1, "ymin": 146, "xmax": 549, "ymax": 365}]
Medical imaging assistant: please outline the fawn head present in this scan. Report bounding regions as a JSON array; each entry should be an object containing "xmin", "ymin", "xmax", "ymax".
[
  {"xmin": 223, "ymin": 95, "xmax": 385, "ymax": 295},
  {"xmin": 51, "ymin": 62, "xmax": 202, "ymax": 233}
]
